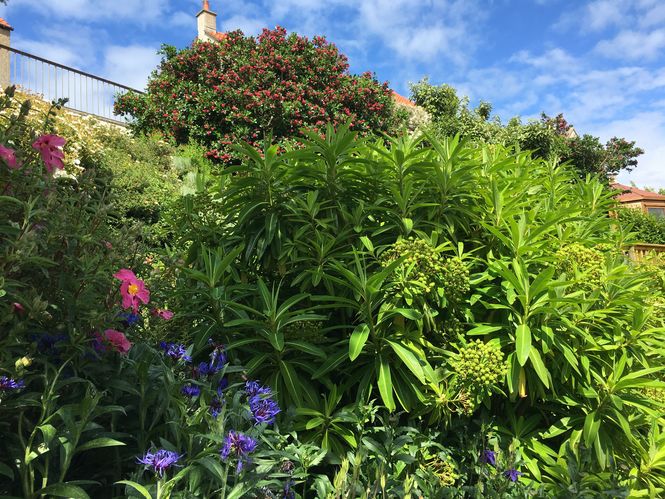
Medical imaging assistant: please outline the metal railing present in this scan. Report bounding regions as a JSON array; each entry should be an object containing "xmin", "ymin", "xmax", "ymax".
[{"xmin": 0, "ymin": 43, "xmax": 144, "ymax": 123}]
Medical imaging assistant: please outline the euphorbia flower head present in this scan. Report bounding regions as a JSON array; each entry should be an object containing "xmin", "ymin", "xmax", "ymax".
[
  {"xmin": 0, "ymin": 144, "xmax": 19, "ymax": 169},
  {"xmin": 113, "ymin": 269, "xmax": 150, "ymax": 312},
  {"xmin": 32, "ymin": 134, "xmax": 66, "ymax": 173}
]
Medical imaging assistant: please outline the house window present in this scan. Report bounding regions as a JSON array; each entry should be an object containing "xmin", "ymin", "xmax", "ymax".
[{"xmin": 647, "ymin": 207, "xmax": 665, "ymax": 218}]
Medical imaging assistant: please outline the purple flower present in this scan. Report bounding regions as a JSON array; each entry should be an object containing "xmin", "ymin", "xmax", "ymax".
[
  {"xmin": 220, "ymin": 431, "xmax": 258, "ymax": 473},
  {"xmin": 34, "ymin": 333, "xmax": 68, "ymax": 355},
  {"xmin": 283, "ymin": 480, "xmax": 295, "ymax": 499},
  {"xmin": 181, "ymin": 383, "xmax": 201, "ymax": 398},
  {"xmin": 249, "ymin": 397, "xmax": 280, "ymax": 425},
  {"xmin": 209, "ymin": 396, "xmax": 224, "ymax": 418},
  {"xmin": 118, "ymin": 312, "xmax": 141, "ymax": 327},
  {"xmin": 159, "ymin": 342, "xmax": 191, "ymax": 363},
  {"xmin": 245, "ymin": 380, "xmax": 272, "ymax": 401},
  {"xmin": 481, "ymin": 449, "xmax": 496, "ymax": 466},
  {"xmin": 198, "ymin": 347, "xmax": 227, "ymax": 376},
  {"xmin": 136, "ymin": 449, "xmax": 182, "ymax": 476},
  {"xmin": 503, "ymin": 468, "xmax": 522, "ymax": 482},
  {"xmin": 0, "ymin": 376, "xmax": 25, "ymax": 391},
  {"xmin": 216, "ymin": 377, "xmax": 228, "ymax": 396}
]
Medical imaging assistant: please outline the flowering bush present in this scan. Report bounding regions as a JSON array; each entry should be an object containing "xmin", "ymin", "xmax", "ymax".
[{"xmin": 114, "ymin": 27, "xmax": 399, "ymax": 163}]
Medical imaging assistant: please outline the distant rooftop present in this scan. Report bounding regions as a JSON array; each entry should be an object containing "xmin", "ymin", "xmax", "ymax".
[{"xmin": 612, "ymin": 183, "xmax": 665, "ymax": 203}]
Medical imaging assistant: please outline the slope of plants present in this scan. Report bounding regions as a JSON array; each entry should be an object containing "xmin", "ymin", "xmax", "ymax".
[{"xmin": 1, "ymin": 85, "xmax": 664, "ymax": 498}]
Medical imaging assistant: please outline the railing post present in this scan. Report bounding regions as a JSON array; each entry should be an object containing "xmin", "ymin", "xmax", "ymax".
[{"xmin": 0, "ymin": 19, "xmax": 13, "ymax": 90}]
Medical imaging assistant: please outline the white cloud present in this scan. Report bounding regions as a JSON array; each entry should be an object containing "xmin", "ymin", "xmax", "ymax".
[
  {"xmin": 102, "ymin": 45, "xmax": 161, "ymax": 90},
  {"xmin": 595, "ymin": 29, "xmax": 665, "ymax": 61},
  {"xmin": 6, "ymin": 0, "xmax": 166, "ymax": 25},
  {"xmin": 220, "ymin": 15, "xmax": 268, "ymax": 36}
]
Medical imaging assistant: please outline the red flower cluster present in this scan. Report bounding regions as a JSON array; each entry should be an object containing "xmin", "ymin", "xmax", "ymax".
[{"xmin": 115, "ymin": 27, "xmax": 397, "ymax": 163}]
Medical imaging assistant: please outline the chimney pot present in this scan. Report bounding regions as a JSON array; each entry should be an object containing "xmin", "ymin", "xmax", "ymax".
[{"xmin": 197, "ymin": 0, "xmax": 217, "ymax": 41}]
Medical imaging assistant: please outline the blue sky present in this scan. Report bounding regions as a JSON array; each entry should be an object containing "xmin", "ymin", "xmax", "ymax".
[{"xmin": 1, "ymin": 0, "xmax": 663, "ymax": 187}]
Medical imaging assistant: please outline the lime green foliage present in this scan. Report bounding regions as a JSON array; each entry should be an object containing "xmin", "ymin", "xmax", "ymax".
[
  {"xmin": 453, "ymin": 340, "xmax": 507, "ymax": 395},
  {"xmin": 555, "ymin": 243, "xmax": 605, "ymax": 292},
  {"xmin": 167, "ymin": 123, "xmax": 664, "ymax": 495}
]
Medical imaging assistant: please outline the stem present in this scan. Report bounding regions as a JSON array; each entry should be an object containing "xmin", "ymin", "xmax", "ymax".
[{"xmin": 219, "ymin": 462, "xmax": 230, "ymax": 499}]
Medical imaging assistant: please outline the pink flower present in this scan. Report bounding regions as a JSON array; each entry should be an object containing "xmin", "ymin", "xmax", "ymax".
[
  {"xmin": 103, "ymin": 329, "xmax": 132, "ymax": 354},
  {"xmin": 32, "ymin": 134, "xmax": 66, "ymax": 173},
  {"xmin": 11, "ymin": 302, "xmax": 25, "ymax": 314},
  {"xmin": 151, "ymin": 308, "xmax": 174, "ymax": 320},
  {"xmin": 113, "ymin": 268, "xmax": 150, "ymax": 312},
  {"xmin": 0, "ymin": 144, "xmax": 19, "ymax": 169}
]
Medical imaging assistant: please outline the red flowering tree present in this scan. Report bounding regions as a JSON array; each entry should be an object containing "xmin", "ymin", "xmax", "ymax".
[{"xmin": 115, "ymin": 27, "xmax": 398, "ymax": 162}]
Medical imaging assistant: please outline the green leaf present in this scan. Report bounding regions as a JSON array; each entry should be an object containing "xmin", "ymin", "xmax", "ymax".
[
  {"xmin": 349, "ymin": 324, "xmax": 370, "ymax": 361},
  {"xmin": 38, "ymin": 424, "xmax": 57, "ymax": 445},
  {"xmin": 76, "ymin": 438, "xmax": 125, "ymax": 453},
  {"xmin": 36, "ymin": 483, "xmax": 90, "ymax": 499},
  {"xmin": 227, "ymin": 483, "xmax": 254, "ymax": 499},
  {"xmin": 528, "ymin": 348, "xmax": 550, "ymax": 388},
  {"xmin": 466, "ymin": 325, "xmax": 503, "ymax": 336},
  {"xmin": 583, "ymin": 411, "xmax": 600, "ymax": 448},
  {"xmin": 515, "ymin": 323, "xmax": 531, "ymax": 366},
  {"xmin": 386, "ymin": 340, "xmax": 425, "ymax": 383},
  {"xmin": 279, "ymin": 360, "xmax": 303, "ymax": 406},
  {"xmin": 0, "ymin": 462, "xmax": 13, "ymax": 480},
  {"xmin": 115, "ymin": 480, "xmax": 152, "ymax": 499},
  {"xmin": 197, "ymin": 456, "xmax": 225, "ymax": 482},
  {"xmin": 312, "ymin": 349, "xmax": 348, "ymax": 379},
  {"xmin": 377, "ymin": 356, "xmax": 395, "ymax": 411}
]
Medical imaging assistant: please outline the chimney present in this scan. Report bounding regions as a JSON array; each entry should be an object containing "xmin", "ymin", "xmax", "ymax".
[
  {"xmin": 197, "ymin": 0, "xmax": 217, "ymax": 41},
  {"xmin": 0, "ymin": 18, "xmax": 13, "ymax": 89}
]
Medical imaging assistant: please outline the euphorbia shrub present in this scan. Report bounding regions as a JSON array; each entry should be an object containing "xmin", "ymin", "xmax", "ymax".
[{"xmin": 115, "ymin": 27, "xmax": 399, "ymax": 162}]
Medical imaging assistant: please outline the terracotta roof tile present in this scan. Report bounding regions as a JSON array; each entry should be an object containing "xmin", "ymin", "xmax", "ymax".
[
  {"xmin": 392, "ymin": 91, "xmax": 415, "ymax": 107},
  {"xmin": 0, "ymin": 18, "xmax": 13, "ymax": 31},
  {"xmin": 612, "ymin": 183, "xmax": 665, "ymax": 203}
]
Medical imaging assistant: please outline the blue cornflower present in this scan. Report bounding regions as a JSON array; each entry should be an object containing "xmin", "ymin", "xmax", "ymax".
[
  {"xmin": 136, "ymin": 449, "xmax": 182, "ymax": 477},
  {"xmin": 249, "ymin": 396, "xmax": 280, "ymax": 425},
  {"xmin": 34, "ymin": 333, "xmax": 67, "ymax": 355},
  {"xmin": 181, "ymin": 383, "xmax": 201, "ymax": 398},
  {"xmin": 209, "ymin": 396, "xmax": 225, "ymax": 418},
  {"xmin": 245, "ymin": 380, "xmax": 272, "ymax": 401},
  {"xmin": 118, "ymin": 312, "xmax": 141, "ymax": 327},
  {"xmin": 283, "ymin": 480, "xmax": 295, "ymax": 499},
  {"xmin": 481, "ymin": 449, "xmax": 496, "ymax": 466},
  {"xmin": 159, "ymin": 342, "xmax": 191, "ymax": 363},
  {"xmin": 503, "ymin": 468, "xmax": 522, "ymax": 482},
  {"xmin": 0, "ymin": 376, "xmax": 24, "ymax": 391},
  {"xmin": 198, "ymin": 348, "xmax": 227, "ymax": 376},
  {"xmin": 220, "ymin": 431, "xmax": 258, "ymax": 473},
  {"xmin": 216, "ymin": 377, "xmax": 228, "ymax": 396}
]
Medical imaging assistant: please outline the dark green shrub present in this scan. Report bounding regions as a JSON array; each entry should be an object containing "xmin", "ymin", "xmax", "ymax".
[{"xmin": 617, "ymin": 207, "xmax": 665, "ymax": 244}]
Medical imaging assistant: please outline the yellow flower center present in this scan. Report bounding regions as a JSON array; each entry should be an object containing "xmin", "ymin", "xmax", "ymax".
[{"xmin": 128, "ymin": 283, "xmax": 139, "ymax": 296}]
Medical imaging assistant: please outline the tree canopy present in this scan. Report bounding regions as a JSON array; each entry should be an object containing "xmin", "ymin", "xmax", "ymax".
[
  {"xmin": 410, "ymin": 78, "xmax": 644, "ymax": 182},
  {"xmin": 115, "ymin": 27, "xmax": 400, "ymax": 163}
]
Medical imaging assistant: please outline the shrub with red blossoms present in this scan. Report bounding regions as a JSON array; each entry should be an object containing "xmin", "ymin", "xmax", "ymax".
[{"xmin": 115, "ymin": 27, "xmax": 399, "ymax": 163}]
